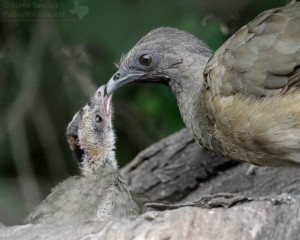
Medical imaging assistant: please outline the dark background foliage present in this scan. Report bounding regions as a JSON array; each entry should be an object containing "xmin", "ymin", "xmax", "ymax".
[{"xmin": 0, "ymin": 0, "xmax": 288, "ymax": 225}]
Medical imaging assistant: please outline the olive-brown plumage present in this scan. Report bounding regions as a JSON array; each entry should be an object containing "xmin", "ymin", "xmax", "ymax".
[
  {"xmin": 26, "ymin": 86, "xmax": 140, "ymax": 224},
  {"xmin": 106, "ymin": 3, "xmax": 300, "ymax": 167}
]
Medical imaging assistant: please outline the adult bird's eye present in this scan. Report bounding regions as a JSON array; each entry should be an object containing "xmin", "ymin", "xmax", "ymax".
[
  {"xmin": 139, "ymin": 54, "xmax": 152, "ymax": 66},
  {"xmin": 95, "ymin": 114, "xmax": 102, "ymax": 123}
]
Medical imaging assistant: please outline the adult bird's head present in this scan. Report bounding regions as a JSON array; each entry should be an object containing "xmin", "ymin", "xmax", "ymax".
[{"xmin": 106, "ymin": 27, "xmax": 212, "ymax": 99}]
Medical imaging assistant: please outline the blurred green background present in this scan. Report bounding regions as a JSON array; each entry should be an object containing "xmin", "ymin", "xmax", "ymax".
[{"xmin": 0, "ymin": 0, "xmax": 288, "ymax": 225}]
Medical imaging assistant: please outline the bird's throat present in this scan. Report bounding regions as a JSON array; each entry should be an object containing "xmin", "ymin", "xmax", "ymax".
[
  {"xmin": 171, "ymin": 61, "xmax": 213, "ymax": 149},
  {"xmin": 81, "ymin": 149, "xmax": 117, "ymax": 176}
]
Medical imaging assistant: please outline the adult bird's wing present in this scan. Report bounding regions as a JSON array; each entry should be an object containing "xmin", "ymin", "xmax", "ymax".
[{"xmin": 204, "ymin": 2, "xmax": 300, "ymax": 97}]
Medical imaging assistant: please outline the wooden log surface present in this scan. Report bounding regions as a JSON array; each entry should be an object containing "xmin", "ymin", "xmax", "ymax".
[{"xmin": 1, "ymin": 129, "xmax": 300, "ymax": 240}]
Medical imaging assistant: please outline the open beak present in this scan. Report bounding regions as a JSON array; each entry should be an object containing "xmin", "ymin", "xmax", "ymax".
[
  {"xmin": 104, "ymin": 94, "xmax": 112, "ymax": 116},
  {"xmin": 96, "ymin": 85, "xmax": 113, "ymax": 116},
  {"xmin": 106, "ymin": 69, "xmax": 146, "ymax": 95}
]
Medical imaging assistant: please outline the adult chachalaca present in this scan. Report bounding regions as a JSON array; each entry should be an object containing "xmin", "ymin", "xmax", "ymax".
[{"xmin": 106, "ymin": 2, "xmax": 300, "ymax": 167}]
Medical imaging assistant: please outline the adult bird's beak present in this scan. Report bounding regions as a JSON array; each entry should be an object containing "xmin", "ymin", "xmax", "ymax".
[{"xmin": 106, "ymin": 69, "xmax": 146, "ymax": 95}]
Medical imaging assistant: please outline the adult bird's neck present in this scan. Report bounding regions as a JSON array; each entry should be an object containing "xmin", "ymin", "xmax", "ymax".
[{"xmin": 171, "ymin": 53, "xmax": 213, "ymax": 149}]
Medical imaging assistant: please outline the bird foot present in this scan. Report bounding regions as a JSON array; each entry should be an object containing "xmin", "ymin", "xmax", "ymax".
[
  {"xmin": 246, "ymin": 164, "xmax": 272, "ymax": 176},
  {"xmin": 146, "ymin": 193, "xmax": 252, "ymax": 211},
  {"xmin": 246, "ymin": 164, "xmax": 258, "ymax": 175}
]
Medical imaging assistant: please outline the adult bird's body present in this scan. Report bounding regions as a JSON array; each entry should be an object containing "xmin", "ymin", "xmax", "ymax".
[{"xmin": 106, "ymin": 3, "xmax": 300, "ymax": 167}]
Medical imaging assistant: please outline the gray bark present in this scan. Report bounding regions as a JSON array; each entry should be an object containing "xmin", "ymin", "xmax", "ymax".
[
  {"xmin": 122, "ymin": 129, "xmax": 300, "ymax": 202},
  {"xmin": 2, "ymin": 128, "xmax": 300, "ymax": 240}
]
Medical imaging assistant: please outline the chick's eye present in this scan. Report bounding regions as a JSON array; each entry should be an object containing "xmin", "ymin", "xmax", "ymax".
[
  {"xmin": 95, "ymin": 114, "xmax": 102, "ymax": 123},
  {"xmin": 139, "ymin": 54, "xmax": 152, "ymax": 66}
]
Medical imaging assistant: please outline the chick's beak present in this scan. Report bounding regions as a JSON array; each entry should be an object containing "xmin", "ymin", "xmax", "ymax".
[
  {"xmin": 96, "ymin": 85, "xmax": 113, "ymax": 116},
  {"xmin": 106, "ymin": 69, "xmax": 146, "ymax": 95},
  {"xmin": 104, "ymin": 94, "xmax": 112, "ymax": 116}
]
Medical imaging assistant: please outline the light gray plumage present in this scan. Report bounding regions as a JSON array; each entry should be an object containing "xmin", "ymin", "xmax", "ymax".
[
  {"xmin": 26, "ymin": 86, "xmax": 139, "ymax": 224},
  {"xmin": 106, "ymin": 3, "xmax": 300, "ymax": 167}
]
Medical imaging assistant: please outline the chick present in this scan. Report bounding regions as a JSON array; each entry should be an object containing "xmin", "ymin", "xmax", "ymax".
[{"xmin": 26, "ymin": 86, "xmax": 139, "ymax": 224}]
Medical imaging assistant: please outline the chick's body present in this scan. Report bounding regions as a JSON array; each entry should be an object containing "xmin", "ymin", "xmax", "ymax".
[
  {"xmin": 27, "ymin": 167, "xmax": 137, "ymax": 224},
  {"xmin": 26, "ymin": 86, "xmax": 139, "ymax": 224}
]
